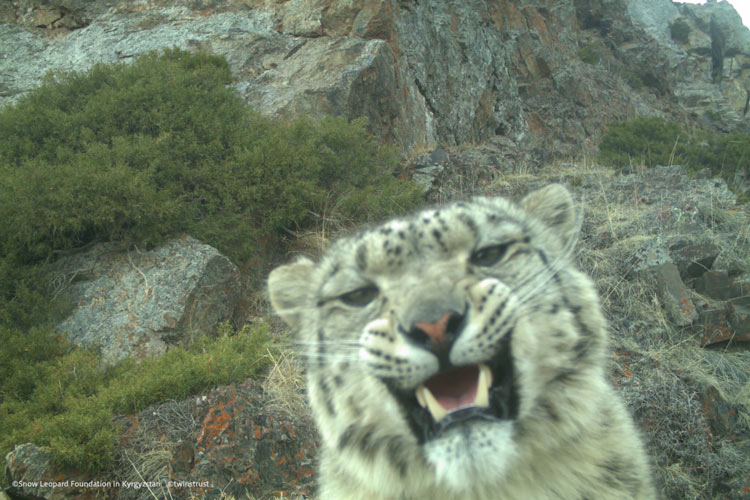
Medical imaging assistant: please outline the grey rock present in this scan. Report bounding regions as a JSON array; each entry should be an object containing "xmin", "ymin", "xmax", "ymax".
[
  {"xmin": 679, "ymin": 1, "xmax": 750, "ymax": 58},
  {"xmin": 712, "ymin": 252, "xmax": 749, "ymax": 277},
  {"xmin": 55, "ymin": 236, "xmax": 240, "ymax": 366},
  {"xmin": 693, "ymin": 294, "xmax": 731, "ymax": 345},
  {"xmin": 428, "ymin": 149, "xmax": 450, "ymax": 166},
  {"xmin": 728, "ymin": 300, "xmax": 750, "ymax": 340},
  {"xmin": 694, "ymin": 384, "xmax": 741, "ymax": 440},
  {"xmin": 695, "ymin": 270, "xmax": 733, "ymax": 301},
  {"xmin": 668, "ymin": 239, "xmax": 720, "ymax": 279},
  {"xmin": 689, "ymin": 291, "xmax": 750, "ymax": 345},
  {"xmin": 0, "ymin": 9, "xmax": 277, "ymax": 105},
  {"xmin": 630, "ymin": 237, "xmax": 672, "ymax": 277},
  {"xmin": 650, "ymin": 262, "xmax": 698, "ymax": 326},
  {"xmin": 626, "ymin": 0, "xmax": 680, "ymax": 47},
  {"xmin": 673, "ymin": 1, "xmax": 750, "ymax": 131},
  {"xmin": 235, "ymin": 35, "xmax": 431, "ymax": 151},
  {"xmin": 394, "ymin": 0, "xmax": 525, "ymax": 146},
  {"xmin": 0, "ymin": 2, "xmax": 431, "ymax": 151},
  {"xmin": 413, "ymin": 150, "xmax": 449, "ymax": 172},
  {"xmin": 279, "ymin": 0, "xmax": 323, "ymax": 37}
]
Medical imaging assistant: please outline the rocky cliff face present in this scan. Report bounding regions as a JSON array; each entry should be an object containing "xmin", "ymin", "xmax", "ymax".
[{"xmin": 2, "ymin": 0, "xmax": 749, "ymax": 156}]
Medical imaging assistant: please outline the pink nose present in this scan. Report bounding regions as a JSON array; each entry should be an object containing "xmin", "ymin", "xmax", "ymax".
[{"xmin": 414, "ymin": 312, "xmax": 453, "ymax": 344}]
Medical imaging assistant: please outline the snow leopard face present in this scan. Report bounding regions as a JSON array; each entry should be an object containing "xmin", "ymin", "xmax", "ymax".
[{"xmin": 269, "ymin": 185, "xmax": 650, "ymax": 499}]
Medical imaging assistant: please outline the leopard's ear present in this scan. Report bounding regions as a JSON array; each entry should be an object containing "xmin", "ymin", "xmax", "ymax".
[
  {"xmin": 521, "ymin": 184, "xmax": 579, "ymax": 245},
  {"xmin": 267, "ymin": 258, "xmax": 314, "ymax": 330}
]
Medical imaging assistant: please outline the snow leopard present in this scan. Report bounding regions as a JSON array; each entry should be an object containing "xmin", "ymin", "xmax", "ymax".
[{"xmin": 268, "ymin": 184, "xmax": 655, "ymax": 500}]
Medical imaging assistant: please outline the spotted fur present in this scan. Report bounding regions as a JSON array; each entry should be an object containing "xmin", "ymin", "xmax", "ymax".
[{"xmin": 269, "ymin": 185, "xmax": 655, "ymax": 500}]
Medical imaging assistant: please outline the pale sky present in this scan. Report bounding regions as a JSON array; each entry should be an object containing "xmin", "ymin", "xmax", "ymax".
[{"xmin": 676, "ymin": 0, "xmax": 750, "ymax": 28}]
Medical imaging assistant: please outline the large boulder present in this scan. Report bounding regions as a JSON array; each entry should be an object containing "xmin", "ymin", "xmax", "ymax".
[{"xmin": 55, "ymin": 236, "xmax": 241, "ymax": 366}]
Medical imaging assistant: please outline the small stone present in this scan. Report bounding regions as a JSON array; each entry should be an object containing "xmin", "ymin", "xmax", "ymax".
[
  {"xmin": 630, "ymin": 238, "xmax": 671, "ymax": 277},
  {"xmin": 693, "ymin": 296, "xmax": 732, "ymax": 346},
  {"xmin": 669, "ymin": 241, "xmax": 720, "ymax": 279},
  {"xmin": 695, "ymin": 271, "xmax": 732, "ymax": 300},
  {"xmin": 695, "ymin": 385, "xmax": 740, "ymax": 438},
  {"xmin": 262, "ymin": 55, "xmax": 280, "ymax": 70},
  {"xmin": 428, "ymin": 149, "xmax": 450, "ymax": 166},
  {"xmin": 280, "ymin": 2, "xmax": 322, "ymax": 37},
  {"xmin": 728, "ymin": 300, "xmax": 750, "ymax": 341}
]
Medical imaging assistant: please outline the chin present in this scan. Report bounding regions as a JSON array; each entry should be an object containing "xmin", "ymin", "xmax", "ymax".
[{"xmin": 423, "ymin": 418, "xmax": 518, "ymax": 492}]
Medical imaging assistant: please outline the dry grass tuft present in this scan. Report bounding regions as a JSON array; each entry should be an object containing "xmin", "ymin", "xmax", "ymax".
[{"xmin": 262, "ymin": 346, "xmax": 308, "ymax": 421}]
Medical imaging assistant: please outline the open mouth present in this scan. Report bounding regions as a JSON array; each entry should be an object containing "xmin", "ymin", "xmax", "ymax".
[
  {"xmin": 392, "ymin": 334, "xmax": 518, "ymax": 443},
  {"xmin": 416, "ymin": 364, "xmax": 492, "ymax": 421}
]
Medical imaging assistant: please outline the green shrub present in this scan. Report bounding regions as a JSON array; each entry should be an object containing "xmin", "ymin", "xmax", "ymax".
[
  {"xmin": 106, "ymin": 322, "xmax": 272, "ymax": 415},
  {"xmin": 0, "ymin": 48, "xmax": 422, "ymax": 268},
  {"xmin": 597, "ymin": 117, "xmax": 686, "ymax": 168},
  {"xmin": 578, "ymin": 42, "xmax": 603, "ymax": 65},
  {"xmin": 0, "ymin": 326, "xmax": 69, "ymax": 401},
  {"xmin": 703, "ymin": 109, "xmax": 722, "ymax": 122},
  {"xmin": 0, "ymin": 258, "xmax": 70, "ymax": 331},
  {"xmin": 598, "ymin": 117, "xmax": 750, "ymax": 201},
  {"xmin": 0, "ymin": 322, "xmax": 272, "ymax": 475},
  {"xmin": 687, "ymin": 131, "xmax": 750, "ymax": 191},
  {"xmin": 670, "ymin": 19, "xmax": 691, "ymax": 44},
  {"xmin": 623, "ymin": 70, "xmax": 645, "ymax": 90}
]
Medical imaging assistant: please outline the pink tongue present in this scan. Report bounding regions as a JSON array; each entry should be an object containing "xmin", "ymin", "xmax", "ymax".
[{"xmin": 425, "ymin": 365, "xmax": 479, "ymax": 411}]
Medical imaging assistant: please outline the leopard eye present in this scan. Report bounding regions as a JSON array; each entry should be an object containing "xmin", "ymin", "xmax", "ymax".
[
  {"xmin": 470, "ymin": 242, "xmax": 513, "ymax": 267},
  {"xmin": 339, "ymin": 285, "xmax": 379, "ymax": 307}
]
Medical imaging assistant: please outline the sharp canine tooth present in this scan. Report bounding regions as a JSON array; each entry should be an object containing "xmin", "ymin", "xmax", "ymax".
[
  {"xmin": 417, "ymin": 384, "xmax": 447, "ymax": 422},
  {"xmin": 480, "ymin": 363, "xmax": 493, "ymax": 386},
  {"xmin": 416, "ymin": 384, "xmax": 427, "ymax": 408},
  {"xmin": 476, "ymin": 363, "xmax": 492, "ymax": 408}
]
